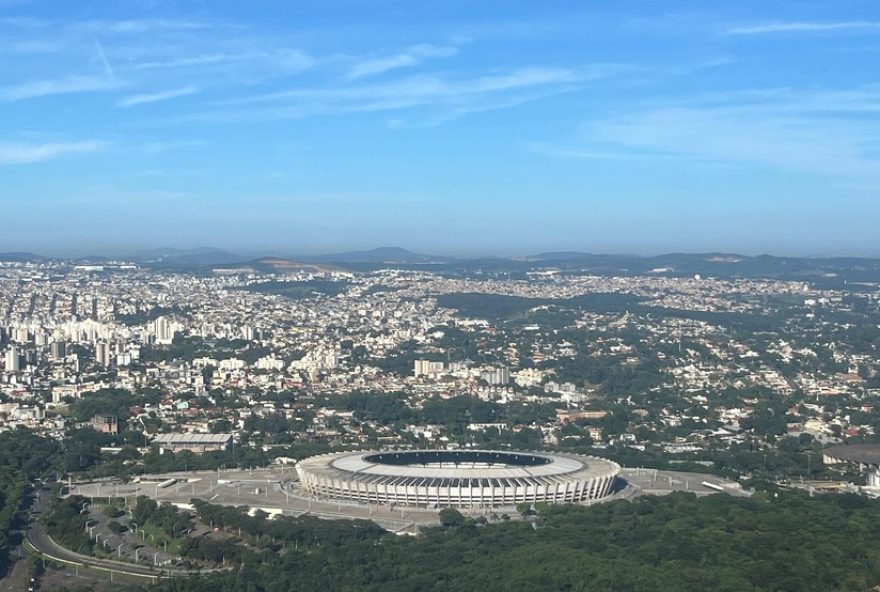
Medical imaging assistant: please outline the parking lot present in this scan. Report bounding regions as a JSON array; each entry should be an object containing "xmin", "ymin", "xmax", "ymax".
[{"xmin": 71, "ymin": 467, "xmax": 440, "ymax": 533}]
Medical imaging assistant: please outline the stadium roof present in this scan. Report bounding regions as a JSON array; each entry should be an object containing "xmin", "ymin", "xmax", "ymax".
[
  {"xmin": 299, "ymin": 449, "xmax": 619, "ymax": 489},
  {"xmin": 152, "ymin": 433, "xmax": 232, "ymax": 444},
  {"xmin": 824, "ymin": 444, "xmax": 880, "ymax": 466}
]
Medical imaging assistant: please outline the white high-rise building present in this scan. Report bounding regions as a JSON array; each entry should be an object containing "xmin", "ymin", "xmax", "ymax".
[
  {"xmin": 50, "ymin": 341, "xmax": 66, "ymax": 360},
  {"xmin": 154, "ymin": 316, "xmax": 176, "ymax": 345},
  {"xmin": 481, "ymin": 366, "xmax": 510, "ymax": 386},
  {"xmin": 414, "ymin": 359, "xmax": 445, "ymax": 377},
  {"xmin": 95, "ymin": 341, "xmax": 111, "ymax": 367},
  {"xmin": 4, "ymin": 346, "xmax": 21, "ymax": 372}
]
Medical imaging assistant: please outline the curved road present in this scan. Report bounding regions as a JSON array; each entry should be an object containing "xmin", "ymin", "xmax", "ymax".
[{"xmin": 27, "ymin": 489, "xmax": 225, "ymax": 581}]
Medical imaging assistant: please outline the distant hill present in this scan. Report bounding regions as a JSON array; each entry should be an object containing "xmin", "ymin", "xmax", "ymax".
[
  {"xmin": 74, "ymin": 255, "xmax": 112, "ymax": 264},
  {"xmin": 128, "ymin": 247, "xmax": 253, "ymax": 266},
  {"xmin": 217, "ymin": 258, "xmax": 336, "ymax": 274},
  {"xmin": 0, "ymin": 251, "xmax": 46, "ymax": 262},
  {"xmin": 524, "ymin": 251, "xmax": 880, "ymax": 283},
  {"xmin": 5, "ymin": 247, "xmax": 880, "ymax": 284},
  {"xmin": 530, "ymin": 251, "xmax": 597, "ymax": 261},
  {"xmin": 300, "ymin": 247, "xmax": 453, "ymax": 264}
]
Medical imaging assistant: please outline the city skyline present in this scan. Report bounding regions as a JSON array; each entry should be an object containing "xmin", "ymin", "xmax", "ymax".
[{"xmin": 3, "ymin": 0, "xmax": 880, "ymax": 255}]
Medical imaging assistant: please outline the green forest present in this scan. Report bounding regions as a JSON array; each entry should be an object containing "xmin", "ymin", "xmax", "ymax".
[
  {"xmin": 6, "ymin": 427, "xmax": 880, "ymax": 592},
  {"xmin": 134, "ymin": 490, "xmax": 880, "ymax": 592},
  {"xmin": 0, "ymin": 429, "xmax": 59, "ymax": 575}
]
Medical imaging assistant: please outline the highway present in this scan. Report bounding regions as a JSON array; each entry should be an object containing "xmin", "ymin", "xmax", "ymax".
[{"xmin": 26, "ymin": 489, "xmax": 224, "ymax": 582}]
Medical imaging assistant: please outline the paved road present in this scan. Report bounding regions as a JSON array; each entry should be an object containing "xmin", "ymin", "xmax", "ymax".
[
  {"xmin": 26, "ymin": 489, "xmax": 224, "ymax": 582},
  {"xmin": 620, "ymin": 468, "xmax": 747, "ymax": 497}
]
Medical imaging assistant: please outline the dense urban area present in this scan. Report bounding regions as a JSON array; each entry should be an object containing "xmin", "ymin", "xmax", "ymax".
[{"xmin": 2, "ymin": 250, "xmax": 880, "ymax": 591}]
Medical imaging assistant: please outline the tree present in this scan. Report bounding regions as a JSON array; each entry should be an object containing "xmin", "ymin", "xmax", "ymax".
[{"xmin": 439, "ymin": 508, "xmax": 466, "ymax": 528}]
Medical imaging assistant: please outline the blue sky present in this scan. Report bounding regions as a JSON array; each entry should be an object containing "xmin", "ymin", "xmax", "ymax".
[{"xmin": 1, "ymin": 0, "xmax": 879, "ymax": 257}]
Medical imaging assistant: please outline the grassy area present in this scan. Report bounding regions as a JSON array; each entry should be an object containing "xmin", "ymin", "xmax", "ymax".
[{"xmin": 140, "ymin": 521, "xmax": 185, "ymax": 556}]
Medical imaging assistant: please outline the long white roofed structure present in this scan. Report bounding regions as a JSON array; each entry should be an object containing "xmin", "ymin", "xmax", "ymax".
[{"xmin": 296, "ymin": 449, "xmax": 620, "ymax": 508}]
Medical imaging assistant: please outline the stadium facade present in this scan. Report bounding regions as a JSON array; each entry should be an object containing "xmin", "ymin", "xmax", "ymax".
[{"xmin": 296, "ymin": 449, "xmax": 620, "ymax": 507}]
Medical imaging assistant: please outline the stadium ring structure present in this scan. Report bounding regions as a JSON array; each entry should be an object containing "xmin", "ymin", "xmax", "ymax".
[{"xmin": 295, "ymin": 449, "xmax": 621, "ymax": 508}]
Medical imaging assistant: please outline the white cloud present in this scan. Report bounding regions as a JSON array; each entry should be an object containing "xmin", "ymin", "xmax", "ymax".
[
  {"xmin": 1, "ymin": 39, "xmax": 64, "ymax": 53},
  {"xmin": 118, "ymin": 85, "xmax": 198, "ymax": 107},
  {"xmin": 183, "ymin": 64, "xmax": 616, "ymax": 125},
  {"xmin": 133, "ymin": 49, "xmax": 314, "ymax": 72},
  {"xmin": 0, "ymin": 16, "xmax": 47, "ymax": 27},
  {"xmin": 72, "ymin": 19, "xmax": 210, "ymax": 34},
  {"xmin": 580, "ymin": 88, "xmax": 880, "ymax": 179},
  {"xmin": 141, "ymin": 140, "xmax": 207, "ymax": 154},
  {"xmin": 92, "ymin": 38, "xmax": 115, "ymax": 78},
  {"xmin": 726, "ymin": 21, "xmax": 880, "ymax": 35},
  {"xmin": 0, "ymin": 140, "xmax": 107, "ymax": 165},
  {"xmin": 0, "ymin": 76, "xmax": 119, "ymax": 101},
  {"xmin": 230, "ymin": 65, "xmax": 605, "ymax": 108},
  {"xmin": 347, "ymin": 44, "xmax": 457, "ymax": 79},
  {"xmin": 134, "ymin": 52, "xmax": 247, "ymax": 69},
  {"xmin": 526, "ymin": 141, "xmax": 709, "ymax": 162}
]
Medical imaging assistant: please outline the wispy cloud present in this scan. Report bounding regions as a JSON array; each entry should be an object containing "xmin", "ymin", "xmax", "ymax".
[
  {"xmin": 347, "ymin": 44, "xmax": 457, "ymax": 79},
  {"xmin": 133, "ymin": 49, "xmax": 314, "ymax": 72},
  {"xmin": 526, "ymin": 141, "xmax": 710, "ymax": 162},
  {"xmin": 72, "ymin": 18, "xmax": 210, "ymax": 34},
  {"xmin": 0, "ymin": 76, "xmax": 120, "ymax": 101},
  {"xmin": 230, "ymin": 65, "xmax": 608, "ymax": 108},
  {"xmin": 572, "ymin": 87, "xmax": 880, "ymax": 179},
  {"xmin": 181, "ymin": 64, "xmax": 617, "ymax": 125},
  {"xmin": 92, "ymin": 38, "xmax": 115, "ymax": 78},
  {"xmin": 0, "ymin": 16, "xmax": 48, "ymax": 28},
  {"xmin": 141, "ymin": 139, "xmax": 207, "ymax": 154},
  {"xmin": 1, "ymin": 39, "xmax": 64, "ymax": 53},
  {"xmin": 118, "ymin": 85, "xmax": 198, "ymax": 107},
  {"xmin": 726, "ymin": 21, "xmax": 880, "ymax": 35},
  {"xmin": 0, "ymin": 140, "xmax": 107, "ymax": 165}
]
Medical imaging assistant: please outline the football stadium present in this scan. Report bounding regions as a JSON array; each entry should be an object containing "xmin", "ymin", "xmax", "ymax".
[{"xmin": 296, "ymin": 449, "xmax": 621, "ymax": 508}]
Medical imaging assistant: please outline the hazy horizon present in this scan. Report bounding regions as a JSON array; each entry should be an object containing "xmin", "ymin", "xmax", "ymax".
[{"xmin": 5, "ymin": 242, "xmax": 880, "ymax": 261}]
